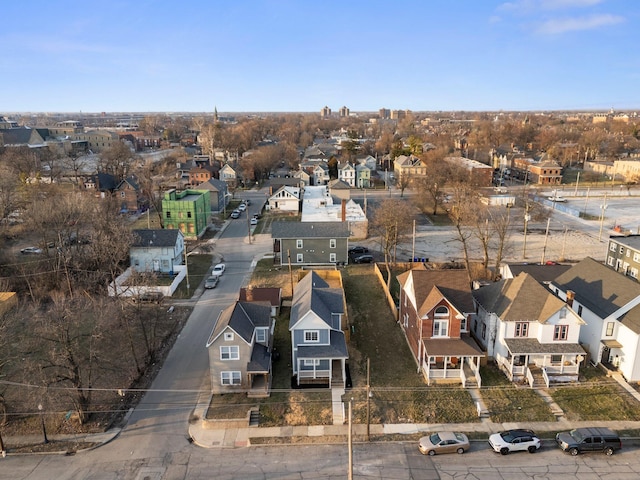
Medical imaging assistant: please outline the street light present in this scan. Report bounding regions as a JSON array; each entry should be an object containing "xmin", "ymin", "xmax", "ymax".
[
  {"xmin": 598, "ymin": 193, "xmax": 608, "ymax": 241},
  {"xmin": 38, "ymin": 404, "xmax": 48, "ymax": 444}
]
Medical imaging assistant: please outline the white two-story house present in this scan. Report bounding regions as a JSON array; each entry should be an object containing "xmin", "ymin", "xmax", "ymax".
[{"xmin": 473, "ymin": 272, "xmax": 586, "ymax": 387}]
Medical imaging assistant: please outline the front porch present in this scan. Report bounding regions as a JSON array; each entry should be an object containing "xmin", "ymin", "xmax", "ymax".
[
  {"xmin": 419, "ymin": 337, "xmax": 484, "ymax": 388},
  {"xmin": 500, "ymin": 338, "xmax": 586, "ymax": 388}
]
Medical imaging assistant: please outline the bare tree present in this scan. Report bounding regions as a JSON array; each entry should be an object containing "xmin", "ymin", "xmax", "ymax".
[
  {"xmin": 370, "ymin": 198, "xmax": 414, "ymax": 287},
  {"xmin": 98, "ymin": 141, "xmax": 135, "ymax": 180}
]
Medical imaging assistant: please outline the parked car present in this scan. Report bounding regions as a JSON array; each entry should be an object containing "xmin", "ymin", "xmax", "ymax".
[
  {"xmin": 230, "ymin": 210, "xmax": 240, "ymax": 219},
  {"xmin": 488, "ymin": 429, "xmax": 541, "ymax": 455},
  {"xmin": 348, "ymin": 246, "xmax": 369, "ymax": 256},
  {"xmin": 211, "ymin": 263, "xmax": 226, "ymax": 277},
  {"xmin": 20, "ymin": 246, "xmax": 43, "ymax": 255},
  {"xmin": 204, "ymin": 276, "xmax": 219, "ymax": 289},
  {"xmin": 132, "ymin": 291, "xmax": 164, "ymax": 304},
  {"xmin": 245, "ymin": 199, "xmax": 251, "ymax": 206},
  {"xmin": 556, "ymin": 427, "xmax": 621, "ymax": 456},
  {"xmin": 548, "ymin": 195, "xmax": 567, "ymax": 203},
  {"xmin": 252, "ymin": 213, "xmax": 262, "ymax": 219},
  {"xmin": 419, "ymin": 432, "xmax": 469, "ymax": 456},
  {"xmin": 238, "ymin": 203, "xmax": 247, "ymax": 212},
  {"xmin": 352, "ymin": 254, "xmax": 374, "ymax": 264},
  {"xmin": 250, "ymin": 218, "xmax": 258, "ymax": 226}
]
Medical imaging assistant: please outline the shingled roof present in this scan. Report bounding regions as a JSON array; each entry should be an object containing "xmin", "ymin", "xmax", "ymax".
[
  {"xmin": 473, "ymin": 272, "xmax": 569, "ymax": 323},
  {"xmin": 132, "ymin": 229, "xmax": 180, "ymax": 248},
  {"xmin": 396, "ymin": 269, "xmax": 474, "ymax": 317},
  {"xmin": 271, "ymin": 221, "xmax": 349, "ymax": 239}
]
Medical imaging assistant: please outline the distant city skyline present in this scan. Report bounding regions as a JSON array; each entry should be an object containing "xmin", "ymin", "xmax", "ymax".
[{"xmin": 2, "ymin": 1, "xmax": 638, "ymax": 113}]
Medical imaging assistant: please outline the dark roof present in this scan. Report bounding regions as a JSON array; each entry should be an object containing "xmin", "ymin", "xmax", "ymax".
[
  {"xmin": 473, "ymin": 273, "xmax": 568, "ymax": 323},
  {"xmin": 297, "ymin": 330, "xmax": 348, "ymax": 359},
  {"xmin": 609, "ymin": 235, "xmax": 640, "ymax": 251},
  {"xmin": 504, "ymin": 338, "xmax": 585, "ymax": 355},
  {"xmin": 271, "ymin": 221, "xmax": 350, "ymax": 239},
  {"xmin": 132, "ymin": 229, "xmax": 181, "ymax": 248},
  {"xmin": 504, "ymin": 263, "xmax": 572, "ymax": 284},
  {"xmin": 197, "ymin": 177, "xmax": 227, "ymax": 191},
  {"xmin": 93, "ymin": 172, "xmax": 118, "ymax": 191},
  {"xmin": 290, "ymin": 271, "xmax": 345, "ymax": 330},
  {"xmin": 552, "ymin": 257, "xmax": 640, "ymax": 333},
  {"xmin": 247, "ymin": 343, "xmax": 271, "ymax": 373},
  {"xmin": 0, "ymin": 126, "xmax": 44, "ymax": 145},
  {"xmin": 208, "ymin": 301, "xmax": 272, "ymax": 345},
  {"xmin": 117, "ymin": 176, "xmax": 140, "ymax": 191},
  {"xmin": 422, "ymin": 336, "xmax": 484, "ymax": 357}
]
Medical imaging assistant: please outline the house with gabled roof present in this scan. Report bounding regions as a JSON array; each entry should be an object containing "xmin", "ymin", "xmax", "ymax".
[
  {"xmin": 219, "ymin": 163, "xmax": 237, "ymax": 186},
  {"xmin": 289, "ymin": 271, "xmax": 348, "ymax": 387},
  {"xmin": 338, "ymin": 162, "xmax": 355, "ymax": 187},
  {"xmin": 115, "ymin": 176, "xmax": 143, "ymax": 213},
  {"xmin": 271, "ymin": 221, "xmax": 349, "ymax": 266},
  {"xmin": 266, "ymin": 186, "xmax": 301, "ymax": 212},
  {"xmin": 397, "ymin": 268, "xmax": 484, "ymax": 387},
  {"xmin": 355, "ymin": 163, "xmax": 371, "ymax": 188},
  {"xmin": 549, "ymin": 257, "xmax": 640, "ymax": 382},
  {"xmin": 206, "ymin": 301, "xmax": 274, "ymax": 396},
  {"xmin": 130, "ymin": 229, "xmax": 184, "ymax": 274},
  {"xmin": 313, "ymin": 163, "xmax": 329, "ymax": 185},
  {"xmin": 239, "ymin": 286, "xmax": 282, "ymax": 317},
  {"xmin": 473, "ymin": 272, "xmax": 586, "ymax": 387}
]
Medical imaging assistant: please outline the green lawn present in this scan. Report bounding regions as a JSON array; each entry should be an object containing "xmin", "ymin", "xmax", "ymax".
[{"xmin": 552, "ymin": 383, "xmax": 640, "ymax": 421}]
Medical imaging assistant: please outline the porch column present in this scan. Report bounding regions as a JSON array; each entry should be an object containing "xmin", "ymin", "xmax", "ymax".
[{"xmin": 342, "ymin": 359, "xmax": 346, "ymax": 384}]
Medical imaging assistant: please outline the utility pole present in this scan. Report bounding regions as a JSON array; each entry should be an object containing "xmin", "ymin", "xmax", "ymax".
[
  {"xmin": 523, "ymin": 201, "xmax": 530, "ymax": 259},
  {"xmin": 599, "ymin": 193, "xmax": 608, "ymax": 241},
  {"xmin": 287, "ymin": 250, "xmax": 294, "ymax": 297},
  {"xmin": 348, "ymin": 398, "xmax": 353, "ymax": 480},
  {"xmin": 540, "ymin": 217, "xmax": 551, "ymax": 265},
  {"xmin": 366, "ymin": 358, "xmax": 371, "ymax": 441},
  {"xmin": 411, "ymin": 220, "xmax": 415, "ymax": 263}
]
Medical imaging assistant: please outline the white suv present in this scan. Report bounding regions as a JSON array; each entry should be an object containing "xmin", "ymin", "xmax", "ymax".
[{"xmin": 489, "ymin": 429, "xmax": 541, "ymax": 455}]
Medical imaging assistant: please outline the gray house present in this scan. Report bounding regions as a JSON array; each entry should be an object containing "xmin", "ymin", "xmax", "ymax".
[
  {"xmin": 130, "ymin": 229, "xmax": 184, "ymax": 273},
  {"xmin": 289, "ymin": 271, "xmax": 348, "ymax": 387},
  {"xmin": 196, "ymin": 177, "xmax": 229, "ymax": 213},
  {"xmin": 271, "ymin": 221, "xmax": 349, "ymax": 265},
  {"xmin": 206, "ymin": 301, "xmax": 274, "ymax": 396}
]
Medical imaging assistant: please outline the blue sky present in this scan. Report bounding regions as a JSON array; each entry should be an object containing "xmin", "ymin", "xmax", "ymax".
[{"xmin": 2, "ymin": 0, "xmax": 637, "ymax": 113}]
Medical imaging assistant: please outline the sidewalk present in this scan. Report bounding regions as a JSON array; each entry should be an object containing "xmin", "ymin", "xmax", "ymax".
[{"xmin": 187, "ymin": 381, "xmax": 640, "ymax": 449}]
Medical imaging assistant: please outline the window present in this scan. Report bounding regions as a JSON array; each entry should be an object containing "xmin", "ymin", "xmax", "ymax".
[
  {"xmin": 607, "ymin": 257, "xmax": 615, "ymax": 266},
  {"xmin": 303, "ymin": 359, "xmax": 320, "ymax": 366},
  {"xmin": 577, "ymin": 305, "xmax": 583, "ymax": 316},
  {"xmin": 460, "ymin": 317, "xmax": 467, "ymax": 332},
  {"xmin": 619, "ymin": 246, "xmax": 625, "ymax": 254},
  {"xmin": 224, "ymin": 332, "xmax": 234, "ymax": 341},
  {"xmin": 481, "ymin": 323, "xmax": 486, "ymax": 340},
  {"xmin": 630, "ymin": 267, "xmax": 639, "ymax": 279},
  {"xmin": 329, "ymin": 253, "xmax": 337, "ymax": 262},
  {"xmin": 304, "ymin": 330, "xmax": 319, "ymax": 343},
  {"xmin": 221, "ymin": 371, "xmax": 241, "ymax": 385},
  {"xmin": 606, "ymin": 322, "xmax": 614, "ymax": 336},
  {"xmin": 296, "ymin": 253, "xmax": 303, "ymax": 263},
  {"xmin": 551, "ymin": 355, "xmax": 563, "ymax": 364},
  {"xmin": 610, "ymin": 243, "xmax": 617, "ymax": 252},
  {"xmin": 329, "ymin": 239, "xmax": 336, "ymax": 248},
  {"xmin": 403, "ymin": 313, "xmax": 408, "ymax": 328},
  {"xmin": 120, "ymin": 191, "xmax": 125, "ymax": 198},
  {"xmin": 433, "ymin": 319, "xmax": 448, "ymax": 337},
  {"xmin": 515, "ymin": 322, "xmax": 529, "ymax": 337},
  {"xmin": 256, "ymin": 328, "xmax": 267, "ymax": 343},
  {"xmin": 554, "ymin": 325, "xmax": 569, "ymax": 341},
  {"xmin": 296, "ymin": 239, "xmax": 303, "ymax": 249},
  {"xmin": 187, "ymin": 211, "xmax": 192, "ymax": 218},
  {"xmin": 559, "ymin": 308, "xmax": 567, "ymax": 319},
  {"xmin": 634, "ymin": 252, "xmax": 640, "ymax": 262},
  {"xmin": 220, "ymin": 345, "xmax": 239, "ymax": 360},
  {"xmin": 166, "ymin": 211, "xmax": 171, "ymax": 218}
]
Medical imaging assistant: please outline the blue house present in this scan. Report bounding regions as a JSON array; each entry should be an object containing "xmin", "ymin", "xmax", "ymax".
[{"xmin": 289, "ymin": 271, "xmax": 348, "ymax": 387}]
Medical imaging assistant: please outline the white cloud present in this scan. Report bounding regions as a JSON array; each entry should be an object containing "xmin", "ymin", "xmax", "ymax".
[{"xmin": 536, "ymin": 13, "xmax": 624, "ymax": 34}]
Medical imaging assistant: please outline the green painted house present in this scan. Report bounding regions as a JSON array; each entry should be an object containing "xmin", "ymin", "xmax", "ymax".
[{"xmin": 162, "ymin": 189, "xmax": 210, "ymax": 239}]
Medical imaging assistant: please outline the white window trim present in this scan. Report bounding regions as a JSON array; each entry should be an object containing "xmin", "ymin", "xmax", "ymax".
[
  {"xmin": 433, "ymin": 319, "xmax": 449, "ymax": 338},
  {"xmin": 256, "ymin": 328, "xmax": 267, "ymax": 343},
  {"xmin": 304, "ymin": 330, "xmax": 319, "ymax": 343},
  {"xmin": 296, "ymin": 239, "xmax": 303, "ymax": 249},
  {"xmin": 303, "ymin": 359, "xmax": 320, "ymax": 366},
  {"xmin": 224, "ymin": 332, "xmax": 234, "ymax": 341},
  {"xmin": 329, "ymin": 253, "xmax": 337, "ymax": 262},
  {"xmin": 221, "ymin": 371, "xmax": 241, "ymax": 385},
  {"xmin": 220, "ymin": 345, "xmax": 239, "ymax": 360}
]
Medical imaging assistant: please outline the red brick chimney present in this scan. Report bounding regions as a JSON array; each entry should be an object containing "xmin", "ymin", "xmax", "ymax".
[
  {"xmin": 566, "ymin": 290, "xmax": 575, "ymax": 307},
  {"xmin": 341, "ymin": 199, "xmax": 346, "ymax": 222}
]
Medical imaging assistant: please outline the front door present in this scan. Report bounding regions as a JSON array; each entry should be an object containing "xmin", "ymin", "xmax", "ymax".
[{"xmin": 601, "ymin": 346, "xmax": 610, "ymax": 364}]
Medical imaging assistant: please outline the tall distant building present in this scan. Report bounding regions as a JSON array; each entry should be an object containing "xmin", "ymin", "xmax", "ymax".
[
  {"xmin": 339, "ymin": 106, "xmax": 350, "ymax": 117},
  {"xmin": 391, "ymin": 109, "xmax": 409, "ymax": 120},
  {"xmin": 320, "ymin": 106, "xmax": 332, "ymax": 118},
  {"xmin": 378, "ymin": 108, "xmax": 390, "ymax": 119}
]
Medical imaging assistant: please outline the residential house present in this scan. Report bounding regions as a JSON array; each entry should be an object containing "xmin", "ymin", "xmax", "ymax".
[
  {"xmin": 338, "ymin": 162, "xmax": 355, "ymax": 187},
  {"xmin": 271, "ymin": 221, "xmax": 349, "ymax": 265},
  {"xmin": 313, "ymin": 163, "xmax": 329, "ymax": 185},
  {"xmin": 355, "ymin": 164, "xmax": 371, "ymax": 188},
  {"xmin": 196, "ymin": 177, "xmax": 229, "ymax": 213},
  {"xmin": 115, "ymin": 176, "xmax": 143, "ymax": 213},
  {"xmin": 499, "ymin": 263, "xmax": 572, "ymax": 284},
  {"xmin": 289, "ymin": 271, "xmax": 348, "ymax": 386},
  {"xmin": 293, "ymin": 169, "xmax": 311, "ymax": 186},
  {"xmin": 355, "ymin": 154, "xmax": 377, "ymax": 171},
  {"xmin": 189, "ymin": 165, "xmax": 216, "ymax": 186},
  {"xmin": 605, "ymin": 234, "xmax": 640, "ymax": 280},
  {"xmin": 327, "ymin": 179, "xmax": 352, "ymax": 201},
  {"xmin": 473, "ymin": 273, "xmax": 586, "ymax": 387},
  {"xmin": 219, "ymin": 163, "xmax": 237, "ymax": 187},
  {"xmin": 549, "ymin": 257, "xmax": 640, "ymax": 382},
  {"xmin": 267, "ymin": 186, "xmax": 301, "ymax": 212},
  {"xmin": 445, "ymin": 157, "xmax": 493, "ymax": 187},
  {"xmin": 161, "ymin": 188, "xmax": 210, "ymax": 239},
  {"xmin": 393, "ymin": 154, "xmax": 427, "ymax": 182},
  {"xmin": 239, "ymin": 286, "xmax": 283, "ymax": 317},
  {"xmin": 206, "ymin": 301, "xmax": 274, "ymax": 396},
  {"xmin": 397, "ymin": 268, "xmax": 484, "ymax": 387},
  {"xmin": 130, "ymin": 229, "xmax": 184, "ymax": 273}
]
